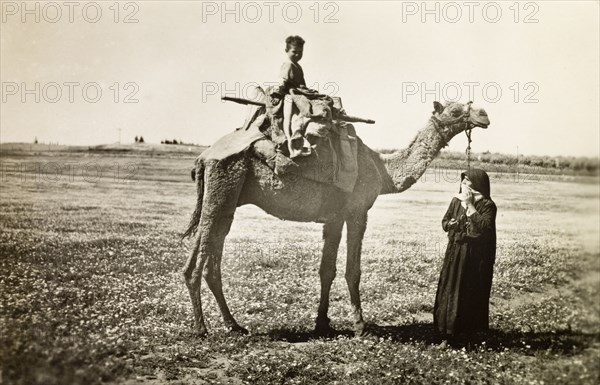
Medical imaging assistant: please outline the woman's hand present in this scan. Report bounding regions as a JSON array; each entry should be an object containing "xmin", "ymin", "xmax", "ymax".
[
  {"xmin": 464, "ymin": 188, "xmax": 477, "ymax": 216},
  {"xmin": 464, "ymin": 187, "xmax": 474, "ymax": 205},
  {"xmin": 447, "ymin": 218, "xmax": 458, "ymax": 229}
]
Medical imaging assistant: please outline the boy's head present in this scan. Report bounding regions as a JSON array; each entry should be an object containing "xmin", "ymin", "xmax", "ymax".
[{"xmin": 285, "ymin": 35, "xmax": 305, "ymax": 63}]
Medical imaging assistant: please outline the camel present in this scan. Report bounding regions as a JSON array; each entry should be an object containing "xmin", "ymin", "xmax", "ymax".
[{"xmin": 182, "ymin": 101, "xmax": 490, "ymax": 336}]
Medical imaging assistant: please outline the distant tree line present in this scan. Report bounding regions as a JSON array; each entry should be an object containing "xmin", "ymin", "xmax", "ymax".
[
  {"xmin": 132, "ymin": 136, "xmax": 197, "ymax": 145},
  {"xmin": 32, "ymin": 137, "xmax": 61, "ymax": 146},
  {"xmin": 438, "ymin": 150, "xmax": 599, "ymax": 174},
  {"xmin": 377, "ymin": 149, "xmax": 599, "ymax": 175},
  {"xmin": 161, "ymin": 139, "xmax": 194, "ymax": 145}
]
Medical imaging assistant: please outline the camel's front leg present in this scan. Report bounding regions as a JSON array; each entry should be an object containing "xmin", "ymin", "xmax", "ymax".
[
  {"xmin": 315, "ymin": 219, "xmax": 344, "ymax": 335},
  {"xmin": 345, "ymin": 212, "xmax": 368, "ymax": 336}
]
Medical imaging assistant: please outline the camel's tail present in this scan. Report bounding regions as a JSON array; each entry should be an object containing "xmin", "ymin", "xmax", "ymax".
[{"xmin": 181, "ymin": 158, "xmax": 204, "ymax": 240}]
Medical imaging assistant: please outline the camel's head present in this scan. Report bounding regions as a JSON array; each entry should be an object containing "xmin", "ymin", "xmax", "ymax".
[{"xmin": 431, "ymin": 101, "xmax": 490, "ymax": 137}]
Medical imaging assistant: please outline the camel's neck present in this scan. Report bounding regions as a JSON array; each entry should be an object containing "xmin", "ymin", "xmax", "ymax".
[{"xmin": 378, "ymin": 119, "xmax": 450, "ymax": 193}]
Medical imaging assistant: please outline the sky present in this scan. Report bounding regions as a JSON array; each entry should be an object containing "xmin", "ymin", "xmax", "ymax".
[{"xmin": 1, "ymin": 0, "xmax": 599, "ymax": 157}]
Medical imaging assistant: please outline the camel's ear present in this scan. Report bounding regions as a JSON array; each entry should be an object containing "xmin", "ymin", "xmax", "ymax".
[{"xmin": 433, "ymin": 101, "xmax": 444, "ymax": 114}]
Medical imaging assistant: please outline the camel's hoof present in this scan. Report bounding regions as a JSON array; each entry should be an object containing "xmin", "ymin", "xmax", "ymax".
[
  {"xmin": 194, "ymin": 326, "xmax": 208, "ymax": 338},
  {"xmin": 314, "ymin": 324, "xmax": 338, "ymax": 338},
  {"xmin": 228, "ymin": 324, "xmax": 249, "ymax": 335},
  {"xmin": 354, "ymin": 323, "xmax": 378, "ymax": 340},
  {"xmin": 314, "ymin": 318, "xmax": 337, "ymax": 338},
  {"xmin": 356, "ymin": 329, "xmax": 377, "ymax": 340}
]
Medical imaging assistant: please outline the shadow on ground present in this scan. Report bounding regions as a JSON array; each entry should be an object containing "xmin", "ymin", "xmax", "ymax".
[{"xmin": 264, "ymin": 322, "xmax": 599, "ymax": 354}]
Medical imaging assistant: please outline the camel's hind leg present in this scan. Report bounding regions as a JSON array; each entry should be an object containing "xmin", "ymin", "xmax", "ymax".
[
  {"xmin": 202, "ymin": 211, "xmax": 248, "ymax": 334},
  {"xmin": 184, "ymin": 157, "xmax": 247, "ymax": 335},
  {"xmin": 183, "ymin": 160, "xmax": 208, "ymax": 335},
  {"xmin": 315, "ymin": 219, "xmax": 344, "ymax": 335},
  {"xmin": 183, "ymin": 236, "xmax": 208, "ymax": 335}
]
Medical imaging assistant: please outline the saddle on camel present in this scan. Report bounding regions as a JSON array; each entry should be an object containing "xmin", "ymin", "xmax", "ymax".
[{"xmin": 197, "ymin": 87, "xmax": 375, "ymax": 193}]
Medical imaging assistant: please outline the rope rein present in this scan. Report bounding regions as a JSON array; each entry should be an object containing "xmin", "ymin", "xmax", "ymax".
[
  {"xmin": 465, "ymin": 128, "xmax": 472, "ymax": 171},
  {"xmin": 464, "ymin": 101, "xmax": 473, "ymax": 171}
]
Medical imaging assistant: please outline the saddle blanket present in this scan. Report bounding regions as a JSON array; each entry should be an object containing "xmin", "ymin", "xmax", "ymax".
[
  {"xmin": 199, "ymin": 126, "xmax": 265, "ymax": 161},
  {"xmin": 198, "ymin": 117, "xmax": 358, "ymax": 193},
  {"xmin": 294, "ymin": 123, "xmax": 358, "ymax": 193}
]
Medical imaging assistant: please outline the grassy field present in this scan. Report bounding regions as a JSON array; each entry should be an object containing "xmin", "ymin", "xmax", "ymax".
[{"xmin": 1, "ymin": 147, "xmax": 599, "ymax": 385}]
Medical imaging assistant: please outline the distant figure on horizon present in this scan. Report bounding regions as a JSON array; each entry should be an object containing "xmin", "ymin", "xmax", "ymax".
[{"xmin": 434, "ymin": 168, "xmax": 497, "ymax": 342}]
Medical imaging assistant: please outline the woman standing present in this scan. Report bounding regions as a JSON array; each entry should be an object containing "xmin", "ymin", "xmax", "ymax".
[{"xmin": 434, "ymin": 169, "xmax": 497, "ymax": 339}]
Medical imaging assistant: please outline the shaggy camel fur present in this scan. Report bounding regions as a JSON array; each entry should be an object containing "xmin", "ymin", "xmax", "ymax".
[{"xmin": 182, "ymin": 101, "xmax": 490, "ymax": 336}]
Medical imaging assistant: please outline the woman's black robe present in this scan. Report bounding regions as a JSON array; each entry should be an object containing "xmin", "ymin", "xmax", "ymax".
[{"xmin": 434, "ymin": 169, "xmax": 497, "ymax": 336}]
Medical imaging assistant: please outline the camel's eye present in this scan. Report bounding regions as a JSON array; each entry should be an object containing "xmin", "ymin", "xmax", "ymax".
[{"xmin": 451, "ymin": 108, "xmax": 462, "ymax": 117}]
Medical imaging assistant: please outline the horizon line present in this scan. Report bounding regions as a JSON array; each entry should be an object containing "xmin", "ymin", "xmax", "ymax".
[{"xmin": 1, "ymin": 141, "xmax": 598, "ymax": 160}]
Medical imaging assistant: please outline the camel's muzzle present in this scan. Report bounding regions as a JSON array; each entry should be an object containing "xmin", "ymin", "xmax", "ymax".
[{"xmin": 470, "ymin": 108, "xmax": 490, "ymax": 128}]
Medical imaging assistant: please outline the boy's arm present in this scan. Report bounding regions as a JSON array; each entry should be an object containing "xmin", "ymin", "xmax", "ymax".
[
  {"xmin": 276, "ymin": 62, "xmax": 295, "ymax": 92},
  {"xmin": 277, "ymin": 62, "xmax": 310, "ymax": 91},
  {"xmin": 269, "ymin": 63, "xmax": 290, "ymax": 97}
]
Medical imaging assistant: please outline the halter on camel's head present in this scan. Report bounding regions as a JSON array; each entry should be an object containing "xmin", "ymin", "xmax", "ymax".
[{"xmin": 430, "ymin": 101, "xmax": 490, "ymax": 146}]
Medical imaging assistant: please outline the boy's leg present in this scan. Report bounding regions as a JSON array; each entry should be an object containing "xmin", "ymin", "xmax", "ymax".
[{"xmin": 251, "ymin": 139, "xmax": 298, "ymax": 175}]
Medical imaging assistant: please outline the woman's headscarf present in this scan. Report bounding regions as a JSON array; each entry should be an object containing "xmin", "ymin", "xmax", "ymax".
[{"xmin": 459, "ymin": 168, "xmax": 491, "ymax": 199}]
